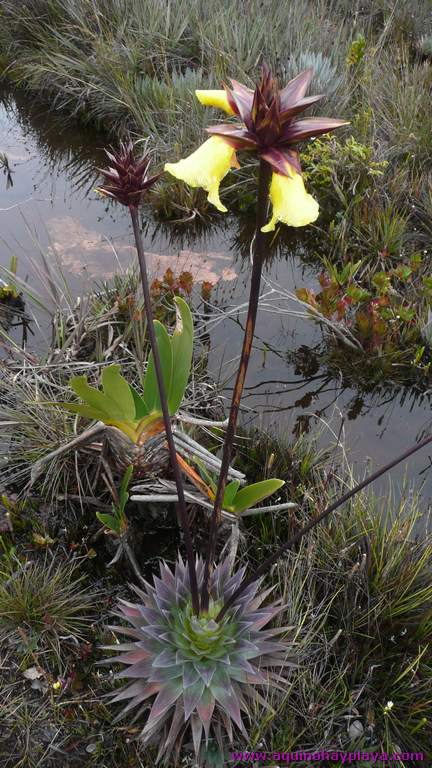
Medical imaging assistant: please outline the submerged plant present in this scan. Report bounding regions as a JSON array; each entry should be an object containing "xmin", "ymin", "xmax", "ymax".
[
  {"xmin": 0, "ymin": 151, "xmax": 13, "ymax": 189},
  {"xmin": 102, "ymin": 556, "xmax": 293, "ymax": 766}
]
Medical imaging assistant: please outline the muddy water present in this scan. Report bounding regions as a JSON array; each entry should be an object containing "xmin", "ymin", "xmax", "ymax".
[{"xmin": 1, "ymin": 89, "xmax": 431, "ymax": 499}]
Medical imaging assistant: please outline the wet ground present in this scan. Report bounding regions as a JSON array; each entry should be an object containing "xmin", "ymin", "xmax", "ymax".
[{"xmin": 1, "ymin": 88, "xmax": 431, "ymax": 499}]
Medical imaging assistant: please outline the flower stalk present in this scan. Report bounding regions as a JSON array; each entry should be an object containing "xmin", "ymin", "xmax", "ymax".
[
  {"xmin": 129, "ymin": 205, "xmax": 200, "ymax": 615},
  {"xmin": 216, "ymin": 433, "xmax": 432, "ymax": 621},
  {"xmin": 201, "ymin": 158, "xmax": 272, "ymax": 612},
  {"xmin": 164, "ymin": 66, "xmax": 349, "ymax": 614},
  {"xmin": 95, "ymin": 141, "xmax": 199, "ymax": 614}
]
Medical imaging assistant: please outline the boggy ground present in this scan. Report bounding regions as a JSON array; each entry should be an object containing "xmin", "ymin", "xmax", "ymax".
[
  {"xmin": 0, "ymin": 275, "xmax": 431, "ymax": 765},
  {"xmin": 1, "ymin": 441, "xmax": 432, "ymax": 766},
  {"xmin": 1, "ymin": 1, "xmax": 432, "ymax": 765}
]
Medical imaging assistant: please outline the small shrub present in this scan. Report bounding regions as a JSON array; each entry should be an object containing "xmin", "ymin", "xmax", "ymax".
[
  {"xmin": 296, "ymin": 250, "xmax": 432, "ymax": 381},
  {"xmin": 346, "ymin": 33, "xmax": 367, "ymax": 68},
  {"xmin": 302, "ymin": 135, "xmax": 387, "ymax": 211}
]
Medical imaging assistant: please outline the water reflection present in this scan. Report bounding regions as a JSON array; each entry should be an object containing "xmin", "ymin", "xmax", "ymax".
[
  {"xmin": 1, "ymin": 86, "xmax": 106, "ymax": 196},
  {"xmin": 0, "ymin": 87, "xmax": 431, "ymax": 496},
  {"xmin": 0, "ymin": 279, "xmax": 29, "ymax": 346}
]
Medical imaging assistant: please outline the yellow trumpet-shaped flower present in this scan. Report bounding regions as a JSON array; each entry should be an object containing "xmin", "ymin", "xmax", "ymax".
[
  {"xmin": 164, "ymin": 136, "xmax": 238, "ymax": 212},
  {"xmin": 195, "ymin": 89, "xmax": 235, "ymax": 115},
  {"xmin": 261, "ymin": 167, "xmax": 319, "ymax": 232}
]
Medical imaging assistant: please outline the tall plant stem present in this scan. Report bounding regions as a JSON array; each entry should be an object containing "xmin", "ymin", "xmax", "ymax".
[
  {"xmin": 129, "ymin": 205, "xmax": 200, "ymax": 615},
  {"xmin": 216, "ymin": 434, "xmax": 432, "ymax": 621},
  {"xmin": 201, "ymin": 159, "xmax": 272, "ymax": 612}
]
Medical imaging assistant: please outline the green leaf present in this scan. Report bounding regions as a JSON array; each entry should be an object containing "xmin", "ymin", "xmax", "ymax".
[
  {"xmin": 223, "ymin": 480, "xmax": 241, "ymax": 509},
  {"xmin": 119, "ymin": 465, "xmax": 134, "ymax": 511},
  {"xmin": 128, "ymin": 384, "xmax": 149, "ymax": 419},
  {"xmin": 231, "ymin": 479, "xmax": 285, "ymax": 514},
  {"xmin": 168, "ymin": 296, "xmax": 193, "ymax": 414},
  {"xmin": 52, "ymin": 402, "xmax": 108, "ymax": 421},
  {"xmin": 339, "ymin": 260, "xmax": 361, "ymax": 285},
  {"xmin": 398, "ymin": 306, "xmax": 415, "ymax": 322},
  {"xmin": 414, "ymin": 345, "xmax": 425, "ymax": 365},
  {"xmin": 346, "ymin": 285, "xmax": 370, "ymax": 303},
  {"xmin": 193, "ymin": 457, "xmax": 217, "ymax": 494},
  {"xmin": 70, "ymin": 375, "xmax": 124, "ymax": 419},
  {"xmin": 101, "ymin": 365, "xmax": 136, "ymax": 421},
  {"xmin": 96, "ymin": 512, "xmax": 121, "ymax": 534},
  {"xmin": 393, "ymin": 265, "xmax": 412, "ymax": 281},
  {"xmin": 142, "ymin": 321, "xmax": 173, "ymax": 413},
  {"xmin": 372, "ymin": 271, "xmax": 391, "ymax": 293}
]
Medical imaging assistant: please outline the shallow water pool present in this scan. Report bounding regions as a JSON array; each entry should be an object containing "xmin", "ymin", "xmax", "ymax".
[{"xmin": 1, "ymin": 88, "xmax": 431, "ymax": 501}]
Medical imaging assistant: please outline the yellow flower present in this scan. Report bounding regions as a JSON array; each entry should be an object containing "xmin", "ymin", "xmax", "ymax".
[
  {"xmin": 164, "ymin": 136, "xmax": 238, "ymax": 212},
  {"xmin": 195, "ymin": 89, "xmax": 235, "ymax": 115},
  {"xmin": 261, "ymin": 166, "xmax": 319, "ymax": 232}
]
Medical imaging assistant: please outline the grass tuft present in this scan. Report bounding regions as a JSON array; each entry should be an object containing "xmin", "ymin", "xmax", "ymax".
[
  {"xmin": 249, "ymin": 485, "xmax": 432, "ymax": 756},
  {"xmin": 0, "ymin": 553, "xmax": 97, "ymax": 661}
]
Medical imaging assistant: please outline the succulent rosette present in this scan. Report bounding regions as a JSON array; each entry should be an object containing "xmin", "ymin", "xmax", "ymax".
[
  {"xmin": 165, "ymin": 65, "xmax": 348, "ymax": 229},
  {"xmin": 102, "ymin": 556, "xmax": 294, "ymax": 764}
]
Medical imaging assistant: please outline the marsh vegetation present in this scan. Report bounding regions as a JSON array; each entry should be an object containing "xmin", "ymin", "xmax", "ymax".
[{"xmin": 1, "ymin": 1, "xmax": 432, "ymax": 766}]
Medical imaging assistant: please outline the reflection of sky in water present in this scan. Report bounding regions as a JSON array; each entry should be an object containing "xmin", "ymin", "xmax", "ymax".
[
  {"xmin": 0, "ymin": 91, "xmax": 239, "ymax": 284},
  {"xmin": 0, "ymin": 89, "xmax": 431, "ymax": 500}
]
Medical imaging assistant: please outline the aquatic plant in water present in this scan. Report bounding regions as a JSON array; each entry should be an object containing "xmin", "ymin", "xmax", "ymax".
[
  {"xmin": 0, "ymin": 151, "xmax": 13, "ymax": 189},
  {"xmin": 296, "ymin": 252, "xmax": 432, "ymax": 380}
]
